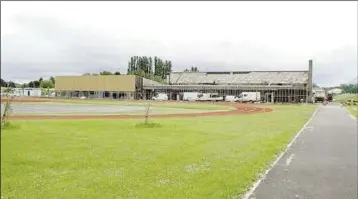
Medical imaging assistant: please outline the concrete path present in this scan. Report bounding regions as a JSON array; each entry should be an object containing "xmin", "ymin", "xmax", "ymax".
[{"xmin": 247, "ymin": 104, "xmax": 357, "ymax": 199}]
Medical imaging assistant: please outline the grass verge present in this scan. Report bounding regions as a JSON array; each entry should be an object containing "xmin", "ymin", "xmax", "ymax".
[
  {"xmin": 345, "ymin": 105, "xmax": 358, "ymax": 119},
  {"xmin": 1, "ymin": 105, "xmax": 316, "ymax": 199}
]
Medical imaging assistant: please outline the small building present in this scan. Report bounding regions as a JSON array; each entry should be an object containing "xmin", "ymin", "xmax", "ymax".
[
  {"xmin": 13, "ymin": 88, "xmax": 42, "ymax": 97},
  {"xmin": 55, "ymin": 75, "xmax": 144, "ymax": 99}
]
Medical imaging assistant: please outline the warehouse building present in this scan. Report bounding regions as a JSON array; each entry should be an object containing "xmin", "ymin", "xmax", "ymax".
[
  {"xmin": 55, "ymin": 60, "xmax": 313, "ymax": 103},
  {"xmin": 144, "ymin": 60, "xmax": 314, "ymax": 103}
]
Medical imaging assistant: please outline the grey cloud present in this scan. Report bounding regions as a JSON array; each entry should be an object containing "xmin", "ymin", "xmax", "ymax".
[
  {"xmin": 1, "ymin": 14, "xmax": 357, "ymax": 87},
  {"xmin": 313, "ymin": 45, "xmax": 357, "ymax": 87}
]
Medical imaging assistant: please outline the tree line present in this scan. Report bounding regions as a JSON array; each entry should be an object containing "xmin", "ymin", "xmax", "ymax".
[
  {"xmin": 126, "ymin": 56, "xmax": 172, "ymax": 83},
  {"xmin": 1, "ymin": 56, "xmax": 201, "ymax": 88},
  {"xmin": 340, "ymin": 84, "xmax": 358, "ymax": 94},
  {"xmin": 1, "ymin": 77, "xmax": 55, "ymax": 89}
]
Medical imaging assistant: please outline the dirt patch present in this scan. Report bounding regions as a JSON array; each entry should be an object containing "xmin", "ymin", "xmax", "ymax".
[{"xmin": 5, "ymin": 103, "xmax": 272, "ymax": 120}]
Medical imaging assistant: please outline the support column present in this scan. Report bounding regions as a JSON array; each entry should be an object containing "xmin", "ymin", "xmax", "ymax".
[{"xmin": 307, "ymin": 59, "xmax": 313, "ymax": 103}]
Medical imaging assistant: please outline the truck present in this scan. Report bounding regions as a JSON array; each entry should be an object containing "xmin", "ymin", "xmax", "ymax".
[
  {"xmin": 183, "ymin": 92, "xmax": 200, "ymax": 101},
  {"xmin": 313, "ymin": 89, "xmax": 326, "ymax": 103},
  {"xmin": 197, "ymin": 93, "xmax": 224, "ymax": 102},
  {"xmin": 152, "ymin": 93, "xmax": 168, "ymax": 101},
  {"xmin": 237, "ymin": 92, "xmax": 261, "ymax": 103}
]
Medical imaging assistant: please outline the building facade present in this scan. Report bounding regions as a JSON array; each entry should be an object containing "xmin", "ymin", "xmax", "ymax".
[
  {"xmin": 55, "ymin": 75, "xmax": 143, "ymax": 99},
  {"xmin": 55, "ymin": 60, "xmax": 314, "ymax": 103}
]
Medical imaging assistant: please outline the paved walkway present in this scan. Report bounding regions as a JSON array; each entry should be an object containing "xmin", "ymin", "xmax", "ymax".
[{"xmin": 248, "ymin": 104, "xmax": 357, "ymax": 199}]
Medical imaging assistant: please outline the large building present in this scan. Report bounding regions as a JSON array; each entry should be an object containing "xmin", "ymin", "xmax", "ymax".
[
  {"xmin": 145, "ymin": 60, "xmax": 313, "ymax": 103},
  {"xmin": 55, "ymin": 60, "xmax": 314, "ymax": 103}
]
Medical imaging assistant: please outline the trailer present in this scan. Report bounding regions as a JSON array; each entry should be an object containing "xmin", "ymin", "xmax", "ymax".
[
  {"xmin": 183, "ymin": 92, "xmax": 200, "ymax": 101},
  {"xmin": 237, "ymin": 92, "xmax": 261, "ymax": 103},
  {"xmin": 197, "ymin": 93, "xmax": 224, "ymax": 102},
  {"xmin": 152, "ymin": 93, "xmax": 168, "ymax": 101}
]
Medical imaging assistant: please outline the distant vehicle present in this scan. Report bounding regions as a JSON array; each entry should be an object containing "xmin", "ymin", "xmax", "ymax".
[
  {"xmin": 80, "ymin": 96, "xmax": 86, "ymax": 99},
  {"xmin": 326, "ymin": 93, "xmax": 333, "ymax": 102},
  {"xmin": 225, "ymin": 95, "xmax": 239, "ymax": 102},
  {"xmin": 152, "ymin": 93, "xmax": 168, "ymax": 101},
  {"xmin": 237, "ymin": 92, "xmax": 261, "ymax": 103},
  {"xmin": 183, "ymin": 92, "xmax": 200, "ymax": 101},
  {"xmin": 198, "ymin": 93, "xmax": 224, "ymax": 102},
  {"xmin": 313, "ymin": 90, "xmax": 326, "ymax": 103}
]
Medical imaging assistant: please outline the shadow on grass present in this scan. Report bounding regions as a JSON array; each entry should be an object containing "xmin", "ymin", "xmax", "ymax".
[
  {"xmin": 134, "ymin": 122, "xmax": 162, "ymax": 128},
  {"xmin": 1, "ymin": 122, "xmax": 21, "ymax": 130}
]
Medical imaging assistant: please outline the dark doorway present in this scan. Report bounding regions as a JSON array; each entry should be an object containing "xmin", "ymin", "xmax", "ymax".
[
  {"xmin": 104, "ymin": 91, "xmax": 110, "ymax": 98},
  {"xmin": 27, "ymin": 91, "xmax": 30, "ymax": 96},
  {"xmin": 170, "ymin": 92, "xmax": 178, "ymax": 101},
  {"xmin": 112, "ymin": 93, "xmax": 118, "ymax": 99}
]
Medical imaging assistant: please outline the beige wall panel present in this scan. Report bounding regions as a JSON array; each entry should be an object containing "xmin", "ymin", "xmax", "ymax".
[{"xmin": 55, "ymin": 75, "xmax": 136, "ymax": 92}]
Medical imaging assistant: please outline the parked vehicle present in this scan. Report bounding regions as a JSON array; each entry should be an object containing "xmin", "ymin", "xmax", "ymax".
[
  {"xmin": 225, "ymin": 95, "xmax": 239, "ymax": 102},
  {"xmin": 152, "ymin": 93, "xmax": 168, "ymax": 101},
  {"xmin": 237, "ymin": 92, "xmax": 261, "ymax": 103},
  {"xmin": 183, "ymin": 92, "xmax": 200, "ymax": 101},
  {"xmin": 313, "ymin": 90, "xmax": 326, "ymax": 103},
  {"xmin": 198, "ymin": 93, "xmax": 224, "ymax": 102},
  {"xmin": 326, "ymin": 93, "xmax": 333, "ymax": 102}
]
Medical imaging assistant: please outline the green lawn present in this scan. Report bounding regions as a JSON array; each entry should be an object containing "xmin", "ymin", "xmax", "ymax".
[
  {"xmin": 333, "ymin": 93, "xmax": 358, "ymax": 102},
  {"xmin": 345, "ymin": 105, "xmax": 358, "ymax": 119},
  {"xmin": 333, "ymin": 93, "xmax": 358, "ymax": 119},
  {"xmin": 1, "ymin": 105, "xmax": 317, "ymax": 199}
]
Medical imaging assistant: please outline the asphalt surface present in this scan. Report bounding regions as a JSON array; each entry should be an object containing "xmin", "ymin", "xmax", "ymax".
[{"xmin": 249, "ymin": 104, "xmax": 357, "ymax": 199}]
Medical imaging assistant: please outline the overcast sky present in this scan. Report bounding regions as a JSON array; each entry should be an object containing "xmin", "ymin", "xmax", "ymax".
[{"xmin": 1, "ymin": 1, "xmax": 357, "ymax": 87}]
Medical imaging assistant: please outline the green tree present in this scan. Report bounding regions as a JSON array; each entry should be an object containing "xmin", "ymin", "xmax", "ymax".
[
  {"xmin": 50, "ymin": 76, "xmax": 55, "ymax": 84},
  {"xmin": 7, "ymin": 81, "xmax": 16, "ymax": 88},
  {"xmin": 114, "ymin": 71, "xmax": 121, "ymax": 75},
  {"xmin": 28, "ymin": 81, "xmax": 35, "ymax": 88},
  {"xmin": 99, "ymin": 71, "xmax": 113, "ymax": 75},
  {"xmin": 33, "ymin": 81, "xmax": 40, "ymax": 88},
  {"xmin": 40, "ymin": 80, "xmax": 54, "ymax": 88},
  {"xmin": 0, "ymin": 78, "xmax": 7, "ymax": 87}
]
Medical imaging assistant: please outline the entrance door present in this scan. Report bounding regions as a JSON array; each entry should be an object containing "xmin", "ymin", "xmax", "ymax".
[
  {"xmin": 265, "ymin": 93, "xmax": 272, "ymax": 103},
  {"xmin": 112, "ymin": 93, "xmax": 118, "ymax": 99}
]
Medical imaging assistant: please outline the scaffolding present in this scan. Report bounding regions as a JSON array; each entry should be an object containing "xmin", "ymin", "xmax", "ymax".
[{"xmin": 142, "ymin": 84, "xmax": 310, "ymax": 103}]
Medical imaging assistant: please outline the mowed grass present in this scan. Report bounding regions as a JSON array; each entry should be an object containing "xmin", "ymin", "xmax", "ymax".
[
  {"xmin": 345, "ymin": 105, "xmax": 358, "ymax": 119},
  {"xmin": 333, "ymin": 93, "xmax": 358, "ymax": 119},
  {"xmin": 1, "ymin": 105, "xmax": 317, "ymax": 199},
  {"xmin": 333, "ymin": 93, "xmax": 358, "ymax": 102}
]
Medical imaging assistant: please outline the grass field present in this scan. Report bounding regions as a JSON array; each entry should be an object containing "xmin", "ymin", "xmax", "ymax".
[
  {"xmin": 1, "ymin": 104, "xmax": 317, "ymax": 199},
  {"xmin": 333, "ymin": 93, "xmax": 358, "ymax": 102},
  {"xmin": 345, "ymin": 105, "xmax": 358, "ymax": 119},
  {"xmin": 333, "ymin": 94, "xmax": 358, "ymax": 119}
]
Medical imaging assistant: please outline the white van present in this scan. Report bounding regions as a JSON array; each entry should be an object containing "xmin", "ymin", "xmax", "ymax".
[
  {"xmin": 183, "ymin": 92, "xmax": 200, "ymax": 101},
  {"xmin": 237, "ymin": 92, "xmax": 261, "ymax": 103},
  {"xmin": 225, "ymin": 95, "xmax": 238, "ymax": 102},
  {"xmin": 152, "ymin": 93, "xmax": 168, "ymax": 101}
]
